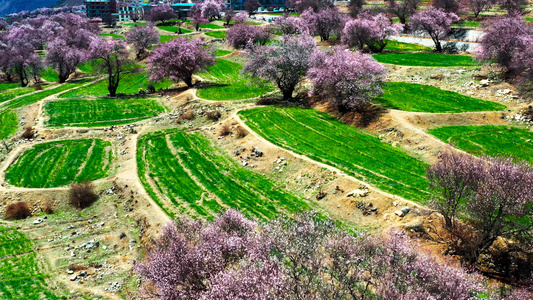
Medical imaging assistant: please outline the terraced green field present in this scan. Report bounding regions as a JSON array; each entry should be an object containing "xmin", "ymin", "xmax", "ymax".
[
  {"xmin": 384, "ymin": 40, "xmax": 433, "ymax": 52},
  {"xmin": 59, "ymin": 74, "xmax": 171, "ymax": 98},
  {"xmin": 40, "ymin": 68, "xmax": 60, "ymax": 82},
  {"xmin": 0, "ymin": 226, "xmax": 61, "ymax": 299},
  {"xmin": 100, "ymin": 33, "xmax": 125, "ymax": 40},
  {"xmin": 185, "ymin": 21, "xmax": 225, "ymax": 29},
  {"xmin": 137, "ymin": 130, "xmax": 310, "ymax": 219},
  {"xmin": 198, "ymin": 58, "xmax": 274, "ymax": 100},
  {"xmin": 239, "ymin": 107, "xmax": 430, "ymax": 201},
  {"xmin": 429, "ymin": 125, "xmax": 533, "ymax": 163},
  {"xmin": 0, "ymin": 110, "xmax": 17, "ymax": 140},
  {"xmin": 1, "ymin": 79, "xmax": 93, "ymax": 110},
  {"xmin": 373, "ymin": 53, "xmax": 479, "ymax": 67},
  {"xmin": 0, "ymin": 86, "xmax": 37, "ymax": 104},
  {"xmin": 205, "ymin": 30, "xmax": 227, "ymax": 39},
  {"xmin": 0, "ymin": 82, "xmax": 21, "ymax": 92},
  {"xmin": 157, "ymin": 26, "xmax": 192, "ymax": 34},
  {"xmin": 5, "ymin": 139, "xmax": 112, "ymax": 188},
  {"xmin": 376, "ymin": 82, "xmax": 506, "ymax": 112},
  {"xmin": 44, "ymin": 98, "xmax": 165, "ymax": 127}
]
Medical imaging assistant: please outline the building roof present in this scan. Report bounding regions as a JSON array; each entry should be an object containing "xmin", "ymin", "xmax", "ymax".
[{"xmin": 171, "ymin": 3, "xmax": 195, "ymax": 7}]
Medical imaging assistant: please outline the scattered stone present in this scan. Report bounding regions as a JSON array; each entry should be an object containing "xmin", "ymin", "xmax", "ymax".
[
  {"xmin": 346, "ymin": 189, "xmax": 370, "ymax": 197},
  {"xmin": 480, "ymin": 79, "xmax": 490, "ymax": 87},
  {"xmin": 395, "ymin": 206, "xmax": 411, "ymax": 217},
  {"xmin": 67, "ymin": 269, "xmax": 74, "ymax": 274},
  {"xmin": 33, "ymin": 218, "xmax": 43, "ymax": 225},
  {"xmin": 70, "ymin": 275, "xmax": 77, "ymax": 281}
]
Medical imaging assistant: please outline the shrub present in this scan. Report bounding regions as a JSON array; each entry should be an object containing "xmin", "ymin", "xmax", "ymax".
[
  {"xmin": 205, "ymin": 110, "xmax": 221, "ymax": 121},
  {"xmin": 219, "ymin": 124, "xmax": 231, "ymax": 136},
  {"xmin": 5, "ymin": 202, "xmax": 31, "ymax": 219},
  {"xmin": 41, "ymin": 200, "xmax": 54, "ymax": 214},
  {"xmin": 69, "ymin": 181, "xmax": 98, "ymax": 209},
  {"xmin": 22, "ymin": 126, "xmax": 34, "ymax": 139},
  {"xmin": 235, "ymin": 126, "xmax": 247, "ymax": 138}
]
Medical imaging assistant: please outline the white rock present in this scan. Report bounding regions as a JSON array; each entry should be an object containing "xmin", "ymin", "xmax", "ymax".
[
  {"xmin": 480, "ymin": 79, "xmax": 490, "ymax": 86},
  {"xmin": 395, "ymin": 206, "xmax": 411, "ymax": 217},
  {"xmin": 346, "ymin": 189, "xmax": 370, "ymax": 197}
]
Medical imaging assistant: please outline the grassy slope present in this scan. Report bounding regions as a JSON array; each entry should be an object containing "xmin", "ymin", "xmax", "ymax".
[
  {"xmin": 205, "ymin": 31, "xmax": 227, "ymax": 39},
  {"xmin": 197, "ymin": 58, "xmax": 274, "ymax": 100},
  {"xmin": 239, "ymin": 107, "xmax": 430, "ymax": 202},
  {"xmin": 0, "ymin": 82, "xmax": 22, "ymax": 92},
  {"xmin": 157, "ymin": 26, "xmax": 193, "ymax": 34},
  {"xmin": 45, "ymin": 98, "xmax": 165, "ymax": 127},
  {"xmin": 1, "ymin": 79, "xmax": 93, "ymax": 110},
  {"xmin": 100, "ymin": 33, "xmax": 125, "ymax": 40},
  {"xmin": 5, "ymin": 139, "xmax": 112, "ymax": 188},
  {"xmin": 0, "ymin": 110, "xmax": 17, "ymax": 140},
  {"xmin": 59, "ymin": 74, "xmax": 171, "ymax": 98},
  {"xmin": 0, "ymin": 86, "xmax": 37, "ymax": 104},
  {"xmin": 384, "ymin": 40, "xmax": 433, "ymax": 52},
  {"xmin": 373, "ymin": 53, "xmax": 479, "ymax": 67},
  {"xmin": 137, "ymin": 130, "xmax": 311, "ymax": 219},
  {"xmin": 376, "ymin": 82, "xmax": 506, "ymax": 113},
  {"xmin": 0, "ymin": 226, "xmax": 61, "ymax": 300},
  {"xmin": 429, "ymin": 125, "xmax": 533, "ymax": 163}
]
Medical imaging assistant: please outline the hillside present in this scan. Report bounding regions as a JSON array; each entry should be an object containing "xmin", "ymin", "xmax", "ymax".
[{"xmin": 0, "ymin": 0, "xmax": 83, "ymax": 17}]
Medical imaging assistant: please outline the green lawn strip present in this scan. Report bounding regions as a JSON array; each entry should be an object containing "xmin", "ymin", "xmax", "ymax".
[
  {"xmin": 137, "ymin": 129, "xmax": 310, "ymax": 220},
  {"xmin": 0, "ymin": 110, "xmax": 17, "ymax": 140},
  {"xmin": 205, "ymin": 30, "xmax": 227, "ymax": 39},
  {"xmin": 0, "ymin": 86, "xmax": 37, "ymax": 104},
  {"xmin": 429, "ymin": 125, "xmax": 533, "ymax": 163},
  {"xmin": 5, "ymin": 139, "xmax": 111, "ymax": 188},
  {"xmin": 40, "ymin": 68, "xmax": 60, "ymax": 82},
  {"xmin": 185, "ymin": 21, "xmax": 225, "ymax": 29},
  {"xmin": 239, "ymin": 107, "xmax": 430, "ymax": 202},
  {"xmin": 157, "ymin": 25, "xmax": 192, "ymax": 34},
  {"xmin": 100, "ymin": 33, "xmax": 125, "ymax": 40},
  {"xmin": 373, "ymin": 52, "xmax": 479, "ymax": 67},
  {"xmin": 123, "ymin": 21, "xmax": 148, "ymax": 27},
  {"xmin": 78, "ymin": 60, "xmax": 100, "ymax": 74},
  {"xmin": 452, "ymin": 20, "xmax": 480, "ymax": 27},
  {"xmin": 197, "ymin": 58, "xmax": 274, "ymax": 100},
  {"xmin": 384, "ymin": 40, "xmax": 433, "ymax": 52},
  {"xmin": 0, "ymin": 226, "xmax": 62, "ymax": 300},
  {"xmin": 214, "ymin": 49, "xmax": 232, "ymax": 56},
  {"xmin": 375, "ymin": 82, "xmax": 506, "ymax": 113},
  {"xmin": 0, "ymin": 82, "xmax": 22, "ymax": 92},
  {"xmin": 2, "ymin": 78, "xmax": 93, "ymax": 110},
  {"xmin": 59, "ymin": 73, "xmax": 171, "ymax": 98},
  {"xmin": 44, "ymin": 98, "xmax": 166, "ymax": 127}
]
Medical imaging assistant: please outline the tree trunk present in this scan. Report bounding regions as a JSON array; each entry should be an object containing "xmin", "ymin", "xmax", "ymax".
[
  {"xmin": 435, "ymin": 41, "xmax": 442, "ymax": 52},
  {"xmin": 108, "ymin": 83, "xmax": 118, "ymax": 97},
  {"xmin": 282, "ymin": 86, "xmax": 294, "ymax": 100},
  {"xmin": 184, "ymin": 75, "xmax": 193, "ymax": 88}
]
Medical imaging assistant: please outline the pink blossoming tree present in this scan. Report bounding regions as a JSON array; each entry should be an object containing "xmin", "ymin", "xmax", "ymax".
[
  {"xmin": 243, "ymin": 35, "xmax": 316, "ymax": 100},
  {"xmin": 125, "ymin": 25, "xmax": 160, "ymax": 59},
  {"xmin": 147, "ymin": 37, "xmax": 215, "ymax": 88},
  {"xmin": 409, "ymin": 7, "xmax": 460, "ymax": 52},
  {"xmin": 90, "ymin": 38, "xmax": 133, "ymax": 97},
  {"xmin": 301, "ymin": 7, "xmax": 344, "ymax": 41},
  {"xmin": 307, "ymin": 47, "xmax": 387, "ymax": 113},
  {"xmin": 342, "ymin": 12, "xmax": 403, "ymax": 53}
]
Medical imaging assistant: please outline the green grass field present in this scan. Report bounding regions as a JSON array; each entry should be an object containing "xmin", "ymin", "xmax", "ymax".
[
  {"xmin": 373, "ymin": 53, "xmax": 479, "ymax": 67},
  {"xmin": 214, "ymin": 49, "xmax": 232, "ymax": 56},
  {"xmin": 157, "ymin": 26, "xmax": 193, "ymax": 34},
  {"xmin": 0, "ymin": 82, "xmax": 22, "ymax": 92},
  {"xmin": 429, "ymin": 125, "xmax": 533, "ymax": 163},
  {"xmin": 78, "ymin": 60, "xmax": 99, "ymax": 74},
  {"xmin": 1, "ymin": 79, "xmax": 93, "ymax": 110},
  {"xmin": 5, "ymin": 139, "xmax": 112, "ymax": 188},
  {"xmin": 205, "ymin": 30, "xmax": 227, "ymax": 39},
  {"xmin": 45, "ymin": 98, "xmax": 165, "ymax": 127},
  {"xmin": 239, "ymin": 107, "xmax": 430, "ymax": 201},
  {"xmin": 384, "ymin": 40, "xmax": 433, "ymax": 52},
  {"xmin": 100, "ymin": 33, "xmax": 125, "ymax": 40},
  {"xmin": 376, "ymin": 82, "xmax": 506, "ymax": 113},
  {"xmin": 185, "ymin": 21, "xmax": 225, "ymax": 29},
  {"xmin": 0, "ymin": 110, "xmax": 17, "ymax": 140},
  {"xmin": 0, "ymin": 226, "xmax": 61, "ymax": 299},
  {"xmin": 40, "ymin": 68, "xmax": 59, "ymax": 82},
  {"xmin": 0, "ymin": 86, "xmax": 37, "ymax": 104},
  {"xmin": 59, "ymin": 73, "xmax": 171, "ymax": 98},
  {"xmin": 137, "ymin": 130, "xmax": 311, "ymax": 219},
  {"xmin": 197, "ymin": 58, "xmax": 274, "ymax": 100}
]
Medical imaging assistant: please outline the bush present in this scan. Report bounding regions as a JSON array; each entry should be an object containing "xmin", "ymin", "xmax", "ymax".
[
  {"xmin": 205, "ymin": 110, "xmax": 221, "ymax": 121},
  {"xmin": 69, "ymin": 181, "xmax": 98, "ymax": 209},
  {"xmin": 5, "ymin": 202, "xmax": 31, "ymax": 219},
  {"xmin": 22, "ymin": 126, "xmax": 34, "ymax": 139},
  {"xmin": 41, "ymin": 200, "xmax": 54, "ymax": 214},
  {"xmin": 219, "ymin": 124, "xmax": 231, "ymax": 136},
  {"xmin": 235, "ymin": 126, "xmax": 247, "ymax": 138}
]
